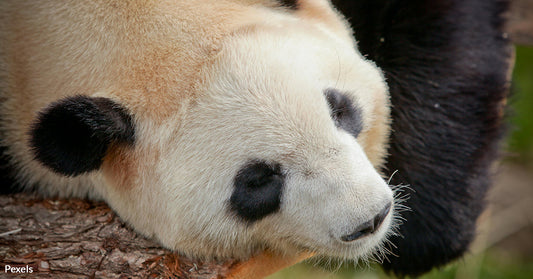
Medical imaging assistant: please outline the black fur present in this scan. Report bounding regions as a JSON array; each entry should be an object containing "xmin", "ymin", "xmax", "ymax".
[
  {"xmin": 278, "ymin": 0, "xmax": 299, "ymax": 9},
  {"xmin": 325, "ymin": 88, "xmax": 363, "ymax": 138},
  {"xmin": 230, "ymin": 160, "xmax": 284, "ymax": 223},
  {"xmin": 332, "ymin": 0, "xmax": 512, "ymax": 276},
  {"xmin": 333, "ymin": 0, "xmax": 511, "ymax": 275},
  {"xmin": 30, "ymin": 96, "xmax": 135, "ymax": 176},
  {"xmin": 0, "ymin": 145, "xmax": 20, "ymax": 194}
]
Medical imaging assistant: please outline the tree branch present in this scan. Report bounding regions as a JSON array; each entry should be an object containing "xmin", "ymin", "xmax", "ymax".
[{"xmin": 0, "ymin": 194, "xmax": 240, "ymax": 278}]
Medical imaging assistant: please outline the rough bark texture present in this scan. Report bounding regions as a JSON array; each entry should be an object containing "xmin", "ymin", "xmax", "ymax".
[{"xmin": 0, "ymin": 194, "xmax": 238, "ymax": 278}]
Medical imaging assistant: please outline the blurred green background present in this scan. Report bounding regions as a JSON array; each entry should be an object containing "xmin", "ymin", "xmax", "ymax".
[
  {"xmin": 509, "ymin": 46, "xmax": 533, "ymax": 165},
  {"xmin": 268, "ymin": 46, "xmax": 533, "ymax": 279}
]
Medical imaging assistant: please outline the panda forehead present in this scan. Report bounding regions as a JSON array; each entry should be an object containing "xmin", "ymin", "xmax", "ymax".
[
  {"xmin": 182, "ymin": 10, "xmax": 380, "ymax": 155},
  {"xmin": 206, "ymin": 25, "xmax": 358, "ymax": 95},
  {"xmin": 195, "ymin": 29, "xmax": 371, "ymax": 135}
]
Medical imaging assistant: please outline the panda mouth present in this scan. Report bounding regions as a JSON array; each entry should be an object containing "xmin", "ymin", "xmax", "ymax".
[
  {"xmin": 340, "ymin": 203, "xmax": 392, "ymax": 242},
  {"xmin": 277, "ymin": 206, "xmax": 393, "ymax": 259}
]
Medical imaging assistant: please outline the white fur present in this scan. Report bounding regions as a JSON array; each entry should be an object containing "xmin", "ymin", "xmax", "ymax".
[{"xmin": 1, "ymin": 0, "xmax": 393, "ymax": 261}]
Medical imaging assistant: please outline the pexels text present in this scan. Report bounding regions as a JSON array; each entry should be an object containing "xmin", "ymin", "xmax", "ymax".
[{"xmin": 4, "ymin": 264, "xmax": 34, "ymax": 274}]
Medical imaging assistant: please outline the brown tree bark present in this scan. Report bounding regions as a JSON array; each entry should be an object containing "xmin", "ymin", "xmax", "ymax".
[{"xmin": 0, "ymin": 193, "xmax": 241, "ymax": 278}]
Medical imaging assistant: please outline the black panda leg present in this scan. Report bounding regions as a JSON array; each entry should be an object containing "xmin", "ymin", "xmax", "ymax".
[{"xmin": 333, "ymin": 0, "xmax": 512, "ymax": 276}]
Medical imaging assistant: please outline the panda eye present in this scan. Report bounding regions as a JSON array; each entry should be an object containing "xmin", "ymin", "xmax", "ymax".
[
  {"xmin": 230, "ymin": 160, "xmax": 284, "ymax": 223},
  {"xmin": 324, "ymin": 88, "xmax": 364, "ymax": 138}
]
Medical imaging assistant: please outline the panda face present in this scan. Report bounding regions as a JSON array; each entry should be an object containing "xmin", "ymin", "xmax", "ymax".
[
  {"xmin": 25, "ymin": 0, "xmax": 392, "ymax": 261},
  {"xmin": 98, "ymin": 19, "xmax": 393, "ymax": 260}
]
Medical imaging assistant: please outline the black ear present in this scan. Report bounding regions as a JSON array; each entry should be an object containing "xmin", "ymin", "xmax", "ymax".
[
  {"xmin": 333, "ymin": 0, "xmax": 512, "ymax": 276},
  {"xmin": 30, "ymin": 96, "xmax": 135, "ymax": 176}
]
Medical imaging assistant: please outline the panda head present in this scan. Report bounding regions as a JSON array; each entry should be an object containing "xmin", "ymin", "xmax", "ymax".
[{"xmin": 30, "ymin": 1, "xmax": 394, "ymax": 261}]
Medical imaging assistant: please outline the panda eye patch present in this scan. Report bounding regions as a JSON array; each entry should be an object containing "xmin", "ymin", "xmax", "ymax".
[
  {"xmin": 324, "ymin": 88, "xmax": 363, "ymax": 138},
  {"xmin": 230, "ymin": 160, "xmax": 284, "ymax": 223}
]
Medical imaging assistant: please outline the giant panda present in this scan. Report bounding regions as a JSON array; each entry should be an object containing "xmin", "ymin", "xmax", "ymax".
[{"xmin": 0, "ymin": 0, "xmax": 512, "ymax": 277}]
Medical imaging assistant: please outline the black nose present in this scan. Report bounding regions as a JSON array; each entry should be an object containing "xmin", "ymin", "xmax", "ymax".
[{"xmin": 340, "ymin": 202, "xmax": 392, "ymax": 242}]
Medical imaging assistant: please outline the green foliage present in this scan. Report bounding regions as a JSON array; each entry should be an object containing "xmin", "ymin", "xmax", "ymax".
[{"xmin": 507, "ymin": 46, "xmax": 533, "ymax": 164}]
